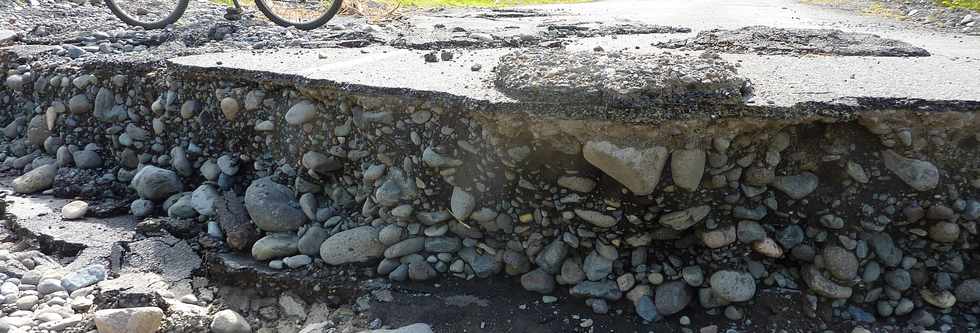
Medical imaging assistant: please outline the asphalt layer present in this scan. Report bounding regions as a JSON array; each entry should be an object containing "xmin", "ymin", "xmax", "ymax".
[
  {"xmin": 1, "ymin": 177, "xmax": 135, "ymax": 272},
  {"xmin": 169, "ymin": 0, "xmax": 980, "ymax": 115}
]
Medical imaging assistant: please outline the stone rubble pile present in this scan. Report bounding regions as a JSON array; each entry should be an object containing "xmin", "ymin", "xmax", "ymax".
[
  {"xmin": 0, "ymin": 229, "xmax": 432, "ymax": 332},
  {"xmin": 2, "ymin": 48, "xmax": 980, "ymax": 332}
]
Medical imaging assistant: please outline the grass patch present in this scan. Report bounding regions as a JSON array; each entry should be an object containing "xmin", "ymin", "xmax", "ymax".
[
  {"xmin": 389, "ymin": 0, "xmax": 588, "ymax": 8},
  {"xmin": 937, "ymin": 0, "xmax": 980, "ymax": 10},
  {"xmin": 862, "ymin": 2, "xmax": 904, "ymax": 18}
]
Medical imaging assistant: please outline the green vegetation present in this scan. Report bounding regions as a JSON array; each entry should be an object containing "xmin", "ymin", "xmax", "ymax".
[
  {"xmin": 938, "ymin": 0, "xmax": 980, "ymax": 10},
  {"xmin": 390, "ymin": 0, "xmax": 588, "ymax": 7}
]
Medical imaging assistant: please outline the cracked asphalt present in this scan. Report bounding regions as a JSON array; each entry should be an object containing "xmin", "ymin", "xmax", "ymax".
[{"xmin": 167, "ymin": 0, "xmax": 980, "ymax": 113}]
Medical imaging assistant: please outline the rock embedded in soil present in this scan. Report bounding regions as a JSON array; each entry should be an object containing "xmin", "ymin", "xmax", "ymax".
[
  {"xmin": 251, "ymin": 233, "xmax": 299, "ymax": 261},
  {"xmin": 867, "ymin": 232, "xmax": 902, "ymax": 267},
  {"xmin": 928, "ymin": 221, "xmax": 959, "ymax": 243},
  {"xmin": 881, "ymin": 150, "xmax": 940, "ymax": 191},
  {"xmin": 570, "ymin": 280, "xmax": 622, "ymax": 301},
  {"xmin": 220, "ymin": 97, "xmax": 241, "ymax": 121},
  {"xmin": 802, "ymin": 265, "xmax": 853, "ymax": 299},
  {"xmin": 449, "ymin": 187, "xmax": 476, "ymax": 220},
  {"xmin": 770, "ymin": 172, "xmax": 818, "ymax": 199},
  {"xmin": 709, "ymin": 270, "xmax": 756, "ymax": 302},
  {"xmin": 319, "ymin": 226, "xmax": 385, "ymax": 265},
  {"xmin": 557, "ymin": 176, "xmax": 597, "ymax": 193},
  {"xmin": 655, "ymin": 281, "xmax": 693, "ymax": 316},
  {"xmin": 521, "ymin": 268, "xmax": 556, "ymax": 294},
  {"xmin": 658, "ymin": 205, "xmax": 710, "ymax": 231},
  {"xmin": 822, "ymin": 245, "xmax": 859, "ymax": 281},
  {"xmin": 244, "ymin": 177, "xmax": 307, "ymax": 232},
  {"xmin": 130, "ymin": 165, "xmax": 182, "ymax": 200},
  {"xmin": 285, "ymin": 100, "xmax": 317, "ymax": 125},
  {"xmin": 670, "ymin": 148, "xmax": 706, "ymax": 191},
  {"xmin": 575, "ymin": 209, "xmax": 618, "ymax": 228},
  {"xmin": 297, "ymin": 225, "xmax": 330, "ymax": 256},
  {"xmin": 582, "ymin": 141, "xmax": 668, "ymax": 195},
  {"xmin": 955, "ymin": 279, "xmax": 980, "ymax": 303}
]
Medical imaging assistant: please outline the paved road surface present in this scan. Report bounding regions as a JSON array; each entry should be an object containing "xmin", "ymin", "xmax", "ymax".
[{"xmin": 171, "ymin": 0, "xmax": 980, "ymax": 110}]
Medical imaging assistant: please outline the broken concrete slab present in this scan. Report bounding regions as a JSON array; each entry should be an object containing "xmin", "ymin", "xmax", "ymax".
[
  {"xmin": 117, "ymin": 235, "xmax": 201, "ymax": 282},
  {"xmin": 3, "ymin": 182, "xmax": 135, "ymax": 270},
  {"xmin": 656, "ymin": 26, "xmax": 931, "ymax": 57}
]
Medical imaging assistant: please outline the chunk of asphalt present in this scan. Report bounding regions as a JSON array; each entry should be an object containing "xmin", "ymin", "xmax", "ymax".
[
  {"xmin": 656, "ymin": 26, "xmax": 930, "ymax": 57},
  {"xmin": 494, "ymin": 49, "xmax": 752, "ymax": 108}
]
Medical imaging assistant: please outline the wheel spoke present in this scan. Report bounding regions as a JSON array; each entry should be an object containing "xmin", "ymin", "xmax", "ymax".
[
  {"xmin": 263, "ymin": 0, "xmax": 336, "ymax": 24},
  {"xmin": 111, "ymin": 0, "xmax": 183, "ymax": 26}
]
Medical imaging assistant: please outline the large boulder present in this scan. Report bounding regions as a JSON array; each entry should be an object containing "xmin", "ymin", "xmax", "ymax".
[
  {"xmin": 881, "ymin": 150, "xmax": 939, "ymax": 191},
  {"xmin": 655, "ymin": 281, "xmax": 692, "ymax": 316},
  {"xmin": 582, "ymin": 141, "xmax": 668, "ymax": 195},
  {"xmin": 190, "ymin": 184, "xmax": 219, "ymax": 216},
  {"xmin": 319, "ymin": 226, "xmax": 385, "ymax": 265},
  {"xmin": 130, "ymin": 165, "xmax": 182, "ymax": 200},
  {"xmin": 708, "ymin": 270, "xmax": 756, "ymax": 302},
  {"xmin": 251, "ymin": 233, "xmax": 299, "ymax": 261},
  {"xmin": 94, "ymin": 307, "xmax": 164, "ymax": 333},
  {"xmin": 26, "ymin": 115, "xmax": 48, "ymax": 147},
  {"xmin": 13, "ymin": 163, "xmax": 57, "ymax": 194},
  {"xmin": 670, "ymin": 149, "xmax": 705, "ymax": 191},
  {"xmin": 244, "ymin": 177, "xmax": 307, "ymax": 232},
  {"xmin": 210, "ymin": 309, "xmax": 251, "ymax": 333}
]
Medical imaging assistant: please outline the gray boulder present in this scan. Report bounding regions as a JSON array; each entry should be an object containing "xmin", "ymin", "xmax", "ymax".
[
  {"xmin": 130, "ymin": 165, "xmax": 182, "ymax": 200},
  {"xmin": 881, "ymin": 150, "xmax": 939, "ymax": 191},
  {"xmin": 251, "ymin": 233, "xmax": 299, "ymax": 261},
  {"xmin": 13, "ymin": 163, "xmax": 57, "ymax": 194},
  {"xmin": 244, "ymin": 177, "xmax": 307, "ymax": 232},
  {"xmin": 655, "ymin": 281, "xmax": 692, "ymax": 315},
  {"xmin": 319, "ymin": 226, "xmax": 384, "ymax": 265},
  {"xmin": 708, "ymin": 270, "xmax": 756, "ymax": 302}
]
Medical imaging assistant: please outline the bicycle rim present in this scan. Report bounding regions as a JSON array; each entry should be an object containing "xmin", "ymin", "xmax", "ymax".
[
  {"xmin": 258, "ymin": 0, "xmax": 341, "ymax": 28},
  {"xmin": 107, "ymin": 0, "xmax": 186, "ymax": 29}
]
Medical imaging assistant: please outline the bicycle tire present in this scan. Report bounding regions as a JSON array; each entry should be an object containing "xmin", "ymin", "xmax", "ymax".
[
  {"xmin": 105, "ymin": 0, "xmax": 189, "ymax": 30},
  {"xmin": 254, "ymin": 0, "xmax": 342, "ymax": 30}
]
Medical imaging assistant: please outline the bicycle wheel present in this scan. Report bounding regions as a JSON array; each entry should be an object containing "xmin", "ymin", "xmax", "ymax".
[
  {"xmin": 255, "ymin": 0, "xmax": 342, "ymax": 30},
  {"xmin": 105, "ymin": 0, "xmax": 189, "ymax": 30}
]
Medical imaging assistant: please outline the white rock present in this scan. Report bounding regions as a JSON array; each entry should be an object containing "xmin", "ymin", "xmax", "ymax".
[
  {"xmin": 220, "ymin": 97, "xmax": 241, "ymax": 121},
  {"xmin": 285, "ymin": 100, "xmax": 317, "ymax": 125},
  {"xmin": 582, "ymin": 141, "xmax": 668, "ymax": 195},
  {"xmin": 61, "ymin": 201, "xmax": 89, "ymax": 220},
  {"xmin": 94, "ymin": 307, "xmax": 164, "ymax": 333},
  {"xmin": 210, "ymin": 309, "xmax": 251, "ymax": 333}
]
